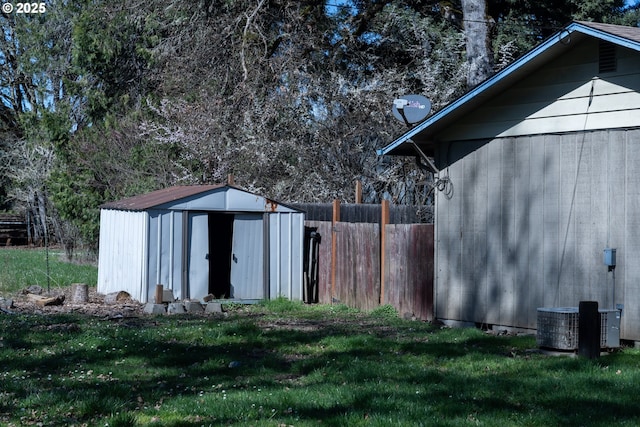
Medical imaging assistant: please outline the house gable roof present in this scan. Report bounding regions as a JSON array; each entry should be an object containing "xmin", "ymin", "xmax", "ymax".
[{"xmin": 378, "ymin": 21, "xmax": 640, "ymax": 157}]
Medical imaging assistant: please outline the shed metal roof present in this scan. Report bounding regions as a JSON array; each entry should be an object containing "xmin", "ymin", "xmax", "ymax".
[
  {"xmin": 101, "ymin": 184, "xmax": 227, "ymax": 210},
  {"xmin": 100, "ymin": 184, "xmax": 302, "ymax": 213},
  {"xmin": 378, "ymin": 21, "xmax": 640, "ymax": 157}
]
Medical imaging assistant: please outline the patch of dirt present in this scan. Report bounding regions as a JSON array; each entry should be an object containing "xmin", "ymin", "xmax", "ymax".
[{"xmin": 3, "ymin": 286, "xmax": 145, "ymax": 318}]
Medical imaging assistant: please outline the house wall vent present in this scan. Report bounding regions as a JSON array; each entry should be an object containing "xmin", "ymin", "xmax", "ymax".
[{"xmin": 599, "ymin": 40, "xmax": 617, "ymax": 73}]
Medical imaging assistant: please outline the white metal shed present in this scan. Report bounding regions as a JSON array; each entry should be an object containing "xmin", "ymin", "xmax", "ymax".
[{"xmin": 97, "ymin": 184, "xmax": 304, "ymax": 303}]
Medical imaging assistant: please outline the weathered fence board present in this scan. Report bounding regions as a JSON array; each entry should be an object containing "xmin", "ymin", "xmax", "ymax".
[
  {"xmin": 335, "ymin": 222, "xmax": 380, "ymax": 311},
  {"xmin": 384, "ymin": 224, "xmax": 434, "ymax": 320},
  {"xmin": 305, "ymin": 219, "xmax": 434, "ymax": 318},
  {"xmin": 294, "ymin": 203, "xmax": 431, "ymax": 224}
]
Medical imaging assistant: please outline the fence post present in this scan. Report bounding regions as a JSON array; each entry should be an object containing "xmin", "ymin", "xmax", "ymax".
[
  {"xmin": 355, "ymin": 180, "xmax": 362, "ymax": 204},
  {"xmin": 331, "ymin": 199, "xmax": 340, "ymax": 302},
  {"xmin": 380, "ymin": 199, "xmax": 389, "ymax": 305}
]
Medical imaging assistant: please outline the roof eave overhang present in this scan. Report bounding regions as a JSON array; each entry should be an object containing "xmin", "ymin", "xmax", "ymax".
[{"xmin": 377, "ymin": 21, "xmax": 640, "ymax": 157}]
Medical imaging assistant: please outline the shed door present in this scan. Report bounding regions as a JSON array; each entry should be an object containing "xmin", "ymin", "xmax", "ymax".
[
  {"xmin": 229, "ymin": 214, "xmax": 264, "ymax": 299},
  {"xmin": 187, "ymin": 213, "xmax": 210, "ymax": 299}
]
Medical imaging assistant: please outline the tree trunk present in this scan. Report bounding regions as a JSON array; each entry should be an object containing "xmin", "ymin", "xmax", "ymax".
[{"xmin": 462, "ymin": 0, "xmax": 494, "ymax": 88}]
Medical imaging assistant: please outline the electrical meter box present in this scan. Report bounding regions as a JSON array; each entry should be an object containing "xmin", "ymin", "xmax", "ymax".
[{"xmin": 604, "ymin": 248, "xmax": 616, "ymax": 267}]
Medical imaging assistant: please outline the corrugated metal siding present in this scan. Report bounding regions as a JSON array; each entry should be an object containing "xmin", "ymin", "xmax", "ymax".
[
  {"xmin": 269, "ymin": 212, "xmax": 304, "ymax": 300},
  {"xmin": 147, "ymin": 210, "xmax": 184, "ymax": 301},
  {"xmin": 230, "ymin": 214, "xmax": 264, "ymax": 299},
  {"xmin": 153, "ymin": 187, "xmax": 300, "ymax": 213},
  {"xmin": 435, "ymin": 128, "xmax": 640, "ymax": 340},
  {"xmin": 97, "ymin": 209, "xmax": 148, "ymax": 302},
  {"xmin": 187, "ymin": 213, "xmax": 210, "ymax": 299},
  {"xmin": 438, "ymin": 38, "xmax": 640, "ymax": 142}
]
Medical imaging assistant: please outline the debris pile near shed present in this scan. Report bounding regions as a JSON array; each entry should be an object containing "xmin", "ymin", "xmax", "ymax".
[
  {"xmin": 0, "ymin": 285, "xmax": 143, "ymax": 318},
  {"xmin": 1, "ymin": 284, "xmax": 230, "ymax": 318},
  {"xmin": 143, "ymin": 286, "xmax": 224, "ymax": 315}
]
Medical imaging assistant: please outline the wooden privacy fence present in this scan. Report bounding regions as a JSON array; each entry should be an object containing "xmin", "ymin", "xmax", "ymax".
[{"xmin": 303, "ymin": 200, "xmax": 434, "ymax": 320}]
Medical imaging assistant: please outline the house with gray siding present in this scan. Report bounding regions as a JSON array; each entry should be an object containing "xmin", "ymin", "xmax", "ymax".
[{"xmin": 378, "ymin": 21, "xmax": 640, "ymax": 340}]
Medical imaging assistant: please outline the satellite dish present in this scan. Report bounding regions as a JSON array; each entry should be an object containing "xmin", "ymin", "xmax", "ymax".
[{"xmin": 392, "ymin": 94, "xmax": 431, "ymax": 125}]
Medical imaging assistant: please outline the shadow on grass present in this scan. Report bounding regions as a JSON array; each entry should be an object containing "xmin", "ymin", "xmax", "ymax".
[{"xmin": 1, "ymin": 312, "xmax": 640, "ymax": 426}]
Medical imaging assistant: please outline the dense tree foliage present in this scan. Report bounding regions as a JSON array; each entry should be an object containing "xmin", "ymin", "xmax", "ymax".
[{"xmin": 0, "ymin": 0, "xmax": 637, "ymax": 252}]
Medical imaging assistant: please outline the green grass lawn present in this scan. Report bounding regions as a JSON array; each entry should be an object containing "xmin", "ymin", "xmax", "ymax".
[
  {"xmin": 0, "ymin": 248, "xmax": 97, "ymax": 293},
  {"xmin": 1, "ymin": 301, "xmax": 640, "ymax": 426},
  {"xmin": 1, "ymin": 248, "xmax": 640, "ymax": 426}
]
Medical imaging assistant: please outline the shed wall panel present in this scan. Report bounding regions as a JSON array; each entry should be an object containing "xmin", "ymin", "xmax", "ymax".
[
  {"xmin": 147, "ymin": 210, "xmax": 184, "ymax": 302},
  {"xmin": 269, "ymin": 212, "xmax": 304, "ymax": 300},
  {"xmin": 188, "ymin": 212, "xmax": 210, "ymax": 300},
  {"xmin": 156, "ymin": 188, "xmax": 299, "ymax": 213},
  {"xmin": 97, "ymin": 209, "xmax": 148, "ymax": 302},
  {"xmin": 158, "ymin": 192, "xmax": 227, "ymax": 211}
]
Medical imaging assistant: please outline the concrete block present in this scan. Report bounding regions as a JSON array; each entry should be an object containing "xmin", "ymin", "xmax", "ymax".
[
  {"xmin": 162, "ymin": 290, "xmax": 175, "ymax": 303},
  {"xmin": 205, "ymin": 302, "xmax": 223, "ymax": 313},
  {"xmin": 184, "ymin": 301, "xmax": 204, "ymax": 313},
  {"xmin": 143, "ymin": 303, "xmax": 166, "ymax": 315},
  {"xmin": 167, "ymin": 303, "xmax": 186, "ymax": 314}
]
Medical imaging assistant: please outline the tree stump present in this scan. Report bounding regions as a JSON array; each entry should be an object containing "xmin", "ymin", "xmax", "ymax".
[{"xmin": 70, "ymin": 283, "xmax": 89, "ymax": 304}]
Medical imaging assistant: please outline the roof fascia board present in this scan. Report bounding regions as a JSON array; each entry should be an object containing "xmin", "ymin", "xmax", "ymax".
[{"xmin": 377, "ymin": 22, "xmax": 640, "ymax": 156}]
